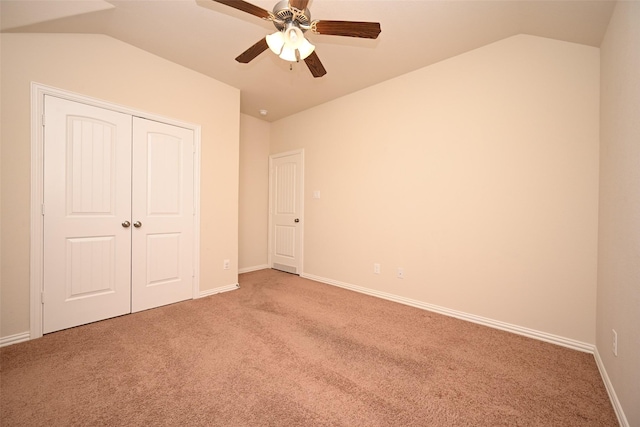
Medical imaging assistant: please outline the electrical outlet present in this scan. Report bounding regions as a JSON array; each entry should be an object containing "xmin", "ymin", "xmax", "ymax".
[
  {"xmin": 223, "ymin": 259, "xmax": 230, "ymax": 270},
  {"xmin": 373, "ymin": 263, "xmax": 381, "ymax": 274},
  {"xmin": 397, "ymin": 268, "xmax": 404, "ymax": 279},
  {"xmin": 612, "ymin": 329, "xmax": 618, "ymax": 356}
]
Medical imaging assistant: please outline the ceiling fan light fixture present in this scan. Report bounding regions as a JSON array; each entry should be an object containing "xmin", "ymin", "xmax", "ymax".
[
  {"xmin": 297, "ymin": 37, "xmax": 315, "ymax": 60},
  {"xmin": 277, "ymin": 21, "xmax": 315, "ymax": 62},
  {"xmin": 268, "ymin": 22, "xmax": 315, "ymax": 62},
  {"xmin": 283, "ymin": 23, "xmax": 304, "ymax": 49},
  {"xmin": 279, "ymin": 45, "xmax": 298, "ymax": 62},
  {"xmin": 278, "ymin": 39, "xmax": 315, "ymax": 62},
  {"xmin": 266, "ymin": 31, "xmax": 285, "ymax": 55}
]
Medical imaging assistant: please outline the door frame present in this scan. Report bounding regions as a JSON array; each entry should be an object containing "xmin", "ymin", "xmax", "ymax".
[
  {"xmin": 268, "ymin": 149, "xmax": 304, "ymax": 274},
  {"xmin": 30, "ymin": 82, "xmax": 202, "ymax": 339}
]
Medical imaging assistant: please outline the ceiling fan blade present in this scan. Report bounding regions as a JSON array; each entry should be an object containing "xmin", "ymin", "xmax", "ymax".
[
  {"xmin": 313, "ymin": 20, "xmax": 381, "ymax": 39},
  {"xmin": 235, "ymin": 37, "xmax": 269, "ymax": 63},
  {"xmin": 212, "ymin": 0, "xmax": 271, "ymax": 20},
  {"xmin": 289, "ymin": 0, "xmax": 309, "ymax": 11},
  {"xmin": 304, "ymin": 51, "xmax": 327, "ymax": 78}
]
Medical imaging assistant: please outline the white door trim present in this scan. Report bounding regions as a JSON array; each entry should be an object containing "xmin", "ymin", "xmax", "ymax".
[
  {"xmin": 30, "ymin": 82, "xmax": 202, "ymax": 339},
  {"xmin": 268, "ymin": 149, "xmax": 304, "ymax": 274}
]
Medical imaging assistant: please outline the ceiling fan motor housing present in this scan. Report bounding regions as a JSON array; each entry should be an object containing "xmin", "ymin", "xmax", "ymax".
[{"xmin": 272, "ymin": 0, "xmax": 311, "ymax": 32}]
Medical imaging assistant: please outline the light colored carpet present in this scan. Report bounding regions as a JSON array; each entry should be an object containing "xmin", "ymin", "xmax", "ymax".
[{"xmin": 1, "ymin": 269, "xmax": 617, "ymax": 426}]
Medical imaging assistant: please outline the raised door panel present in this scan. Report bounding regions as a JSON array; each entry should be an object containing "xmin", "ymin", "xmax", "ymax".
[{"xmin": 66, "ymin": 236, "xmax": 116, "ymax": 299}]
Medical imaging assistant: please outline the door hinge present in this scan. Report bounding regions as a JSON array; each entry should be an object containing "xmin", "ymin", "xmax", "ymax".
[
  {"xmin": 41, "ymin": 203, "xmax": 45, "ymax": 216},
  {"xmin": 41, "ymin": 291, "xmax": 45, "ymax": 304},
  {"xmin": 42, "ymin": 114, "xmax": 46, "ymax": 127}
]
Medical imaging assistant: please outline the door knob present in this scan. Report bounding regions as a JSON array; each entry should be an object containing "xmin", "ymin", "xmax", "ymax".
[
  {"xmin": 294, "ymin": 218, "xmax": 300, "ymax": 223},
  {"xmin": 122, "ymin": 221, "xmax": 131, "ymax": 228},
  {"xmin": 133, "ymin": 221, "xmax": 142, "ymax": 228}
]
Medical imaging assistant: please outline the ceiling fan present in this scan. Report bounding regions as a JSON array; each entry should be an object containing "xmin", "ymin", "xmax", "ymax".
[{"xmin": 212, "ymin": 0, "xmax": 381, "ymax": 77}]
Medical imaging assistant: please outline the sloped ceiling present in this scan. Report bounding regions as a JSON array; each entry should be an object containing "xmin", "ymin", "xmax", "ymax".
[{"xmin": 1, "ymin": 0, "xmax": 615, "ymax": 121}]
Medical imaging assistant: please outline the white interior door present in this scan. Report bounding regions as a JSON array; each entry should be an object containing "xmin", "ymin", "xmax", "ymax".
[
  {"xmin": 269, "ymin": 151, "xmax": 303, "ymax": 274},
  {"xmin": 131, "ymin": 117, "xmax": 194, "ymax": 312},
  {"xmin": 43, "ymin": 96, "xmax": 132, "ymax": 333}
]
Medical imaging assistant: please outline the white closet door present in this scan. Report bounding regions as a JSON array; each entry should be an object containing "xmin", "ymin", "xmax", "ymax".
[
  {"xmin": 43, "ymin": 96, "xmax": 133, "ymax": 333},
  {"xmin": 131, "ymin": 117, "xmax": 195, "ymax": 312}
]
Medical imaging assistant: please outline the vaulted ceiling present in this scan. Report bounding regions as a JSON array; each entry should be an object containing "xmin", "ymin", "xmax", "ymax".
[{"xmin": 1, "ymin": 0, "xmax": 616, "ymax": 121}]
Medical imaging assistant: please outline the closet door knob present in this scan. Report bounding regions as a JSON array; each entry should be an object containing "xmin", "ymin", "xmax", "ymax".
[
  {"xmin": 122, "ymin": 221, "xmax": 131, "ymax": 228},
  {"xmin": 133, "ymin": 221, "xmax": 142, "ymax": 228}
]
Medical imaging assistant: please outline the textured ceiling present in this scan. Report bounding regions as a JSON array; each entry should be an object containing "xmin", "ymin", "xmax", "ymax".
[{"xmin": 1, "ymin": 0, "xmax": 616, "ymax": 121}]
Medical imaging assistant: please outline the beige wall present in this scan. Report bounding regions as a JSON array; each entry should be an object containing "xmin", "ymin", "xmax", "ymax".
[
  {"xmin": 239, "ymin": 114, "xmax": 270, "ymax": 271},
  {"xmin": 598, "ymin": 2, "xmax": 640, "ymax": 425},
  {"xmin": 271, "ymin": 34, "xmax": 600, "ymax": 344},
  {"xmin": 0, "ymin": 34, "xmax": 240, "ymax": 338}
]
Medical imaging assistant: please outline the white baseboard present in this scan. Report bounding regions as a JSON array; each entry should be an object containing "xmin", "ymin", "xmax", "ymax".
[
  {"xmin": 239, "ymin": 264, "xmax": 269, "ymax": 274},
  {"xmin": 198, "ymin": 283, "xmax": 240, "ymax": 298},
  {"xmin": 594, "ymin": 347, "xmax": 629, "ymax": 427},
  {"xmin": 2, "ymin": 286, "xmax": 241, "ymax": 347},
  {"xmin": 0, "ymin": 331, "xmax": 31, "ymax": 348},
  {"xmin": 301, "ymin": 273, "xmax": 594, "ymax": 353},
  {"xmin": 304, "ymin": 272, "xmax": 631, "ymax": 425}
]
